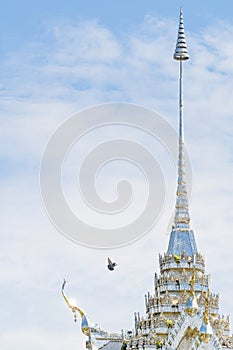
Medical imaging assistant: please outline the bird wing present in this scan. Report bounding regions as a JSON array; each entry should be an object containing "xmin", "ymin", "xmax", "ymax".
[{"xmin": 108, "ymin": 257, "xmax": 112, "ymax": 265}]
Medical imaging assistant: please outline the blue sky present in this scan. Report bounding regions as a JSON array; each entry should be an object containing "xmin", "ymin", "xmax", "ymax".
[
  {"xmin": 1, "ymin": 0, "xmax": 232, "ymax": 54},
  {"xmin": 1, "ymin": 1, "xmax": 233, "ymax": 349}
]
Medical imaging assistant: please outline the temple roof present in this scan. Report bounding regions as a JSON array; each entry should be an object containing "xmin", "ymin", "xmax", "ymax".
[{"xmin": 99, "ymin": 342, "xmax": 122, "ymax": 350}]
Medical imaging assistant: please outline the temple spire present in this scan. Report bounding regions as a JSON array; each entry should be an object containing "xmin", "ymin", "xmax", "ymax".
[
  {"xmin": 173, "ymin": 8, "xmax": 191, "ymax": 231},
  {"xmin": 167, "ymin": 9, "xmax": 197, "ymax": 256}
]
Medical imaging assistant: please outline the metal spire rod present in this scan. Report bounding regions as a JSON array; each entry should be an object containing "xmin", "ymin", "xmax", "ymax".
[
  {"xmin": 173, "ymin": 8, "xmax": 190, "ymax": 230},
  {"xmin": 179, "ymin": 59, "xmax": 183, "ymax": 140},
  {"xmin": 174, "ymin": 7, "xmax": 189, "ymax": 139}
]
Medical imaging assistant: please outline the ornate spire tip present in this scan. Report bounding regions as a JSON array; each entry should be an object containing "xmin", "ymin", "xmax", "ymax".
[{"xmin": 174, "ymin": 8, "xmax": 189, "ymax": 60}]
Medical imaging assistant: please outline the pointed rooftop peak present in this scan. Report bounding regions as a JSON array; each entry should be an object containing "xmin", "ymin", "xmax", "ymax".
[
  {"xmin": 174, "ymin": 7, "xmax": 189, "ymax": 61},
  {"xmin": 173, "ymin": 8, "xmax": 191, "ymax": 232},
  {"xmin": 167, "ymin": 9, "xmax": 197, "ymax": 256}
]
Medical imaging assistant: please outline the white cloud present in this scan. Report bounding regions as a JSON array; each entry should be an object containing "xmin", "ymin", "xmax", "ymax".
[{"xmin": 0, "ymin": 328, "xmax": 85, "ymax": 350}]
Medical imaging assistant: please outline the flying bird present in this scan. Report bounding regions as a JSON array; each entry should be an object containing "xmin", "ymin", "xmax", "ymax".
[{"xmin": 107, "ymin": 257, "xmax": 117, "ymax": 271}]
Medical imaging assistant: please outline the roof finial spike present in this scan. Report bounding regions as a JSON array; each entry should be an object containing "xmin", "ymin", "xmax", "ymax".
[
  {"xmin": 167, "ymin": 9, "xmax": 198, "ymax": 256},
  {"xmin": 174, "ymin": 9, "xmax": 190, "ymax": 230}
]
